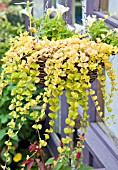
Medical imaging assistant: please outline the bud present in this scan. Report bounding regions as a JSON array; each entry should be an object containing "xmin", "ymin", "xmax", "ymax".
[
  {"xmin": 76, "ymin": 152, "xmax": 81, "ymax": 159},
  {"xmin": 60, "ymin": 140, "xmax": 64, "ymax": 148}
]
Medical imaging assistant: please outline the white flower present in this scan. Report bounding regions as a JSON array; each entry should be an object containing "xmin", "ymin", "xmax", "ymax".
[
  {"xmin": 20, "ymin": 6, "xmax": 33, "ymax": 17},
  {"xmin": 114, "ymin": 28, "xmax": 118, "ymax": 32},
  {"xmin": 101, "ymin": 34, "xmax": 106, "ymax": 39},
  {"xmin": 74, "ymin": 23, "xmax": 85, "ymax": 33},
  {"xmin": 46, "ymin": 6, "xmax": 55, "ymax": 16},
  {"xmin": 67, "ymin": 24, "xmax": 75, "ymax": 31},
  {"xmin": 86, "ymin": 15, "xmax": 96, "ymax": 27},
  {"xmin": 55, "ymin": 4, "xmax": 69, "ymax": 18},
  {"xmin": 56, "ymin": 4, "xmax": 69, "ymax": 14}
]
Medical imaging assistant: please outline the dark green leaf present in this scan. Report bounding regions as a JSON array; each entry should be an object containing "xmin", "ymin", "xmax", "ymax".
[
  {"xmin": 0, "ymin": 138, "xmax": 5, "ymax": 148},
  {"xmin": 9, "ymin": 149, "xmax": 16, "ymax": 155},
  {"xmin": 11, "ymin": 135, "xmax": 19, "ymax": 141},
  {"xmin": 76, "ymin": 164, "xmax": 94, "ymax": 170},
  {"xmin": 62, "ymin": 165, "xmax": 71, "ymax": 170},
  {"xmin": 0, "ymin": 147, "xmax": 12, "ymax": 165},
  {"xmin": 1, "ymin": 115, "xmax": 9, "ymax": 124},
  {"xmin": 53, "ymin": 162, "xmax": 63, "ymax": 170},
  {"xmin": 0, "ymin": 129, "xmax": 6, "ymax": 140},
  {"xmin": 45, "ymin": 157, "xmax": 54, "ymax": 165}
]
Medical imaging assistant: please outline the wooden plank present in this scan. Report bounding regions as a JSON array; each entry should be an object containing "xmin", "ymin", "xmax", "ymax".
[
  {"xmin": 91, "ymin": 123, "xmax": 118, "ymax": 160},
  {"xmin": 93, "ymin": 11, "xmax": 118, "ymax": 28},
  {"xmin": 78, "ymin": 124, "xmax": 118, "ymax": 170},
  {"xmin": 48, "ymin": 133, "xmax": 60, "ymax": 156},
  {"xmin": 94, "ymin": 168, "xmax": 105, "ymax": 170}
]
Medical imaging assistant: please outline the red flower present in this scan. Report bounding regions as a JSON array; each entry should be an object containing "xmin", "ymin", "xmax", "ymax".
[{"xmin": 76, "ymin": 152, "xmax": 81, "ymax": 159}]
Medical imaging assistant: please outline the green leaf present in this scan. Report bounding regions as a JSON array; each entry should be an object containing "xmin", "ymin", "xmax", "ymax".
[
  {"xmin": 54, "ymin": 162, "xmax": 63, "ymax": 170},
  {"xmin": 0, "ymin": 138, "xmax": 5, "ymax": 148},
  {"xmin": 62, "ymin": 165, "xmax": 71, "ymax": 170},
  {"xmin": 1, "ymin": 115, "xmax": 9, "ymax": 124},
  {"xmin": 9, "ymin": 149, "xmax": 16, "ymax": 155},
  {"xmin": 32, "ymin": 124, "xmax": 42, "ymax": 130},
  {"xmin": 27, "ymin": 83, "xmax": 36, "ymax": 91},
  {"xmin": 0, "ymin": 147, "xmax": 6, "ymax": 162},
  {"xmin": 45, "ymin": 157, "xmax": 54, "ymax": 165},
  {"xmin": 1, "ymin": 148, "xmax": 12, "ymax": 165},
  {"xmin": 9, "ymin": 104, "xmax": 15, "ymax": 110},
  {"xmin": 49, "ymin": 105, "xmax": 60, "ymax": 112},
  {"xmin": 0, "ymin": 129, "xmax": 6, "ymax": 140},
  {"xmin": 76, "ymin": 164, "xmax": 94, "ymax": 170},
  {"xmin": 11, "ymin": 135, "xmax": 19, "ymax": 141}
]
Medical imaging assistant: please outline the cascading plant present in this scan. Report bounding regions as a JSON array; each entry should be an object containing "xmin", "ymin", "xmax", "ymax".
[{"xmin": 0, "ymin": 2, "xmax": 118, "ymax": 170}]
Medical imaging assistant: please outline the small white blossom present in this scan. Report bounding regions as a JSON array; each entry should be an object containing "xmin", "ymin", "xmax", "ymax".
[
  {"xmin": 74, "ymin": 23, "xmax": 85, "ymax": 33},
  {"xmin": 56, "ymin": 4, "xmax": 69, "ymax": 14},
  {"xmin": 101, "ymin": 34, "xmax": 106, "ymax": 39},
  {"xmin": 56, "ymin": 4, "xmax": 69, "ymax": 18},
  {"xmin": 20, "ymin": 6, "xmax": 33, "ymax": 17},
  {"xmin": 114, "ymin": 28, "xmax": 118, "ymax": 32},
  {"xmin": 86, "ymin": 15, "xmax": 96, "ymax": 27},
  {"xmin": 46, "ymin": 6, "xmax": 55, "ymax": 16},
  {"xmin": 67, "ymin": 24, "xmax": 75, "ymax": 31}
]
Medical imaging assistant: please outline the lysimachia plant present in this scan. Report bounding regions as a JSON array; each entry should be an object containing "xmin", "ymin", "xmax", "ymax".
[
  {"xmin": 0, "ymin": 31, "xmax": 118, "ymax": 169},
  {"xmin": 0, "ymin": 2, "xmax": 118, "ymax": 170},
  {"xmin": 0, "ymin": 1, "xmax": 41, "ymax": 169}
]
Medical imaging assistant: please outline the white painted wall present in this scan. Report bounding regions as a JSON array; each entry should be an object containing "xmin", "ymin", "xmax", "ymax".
[{"xmin": 105, "ymin": 54, "xmax": 118, "ymax": 138}]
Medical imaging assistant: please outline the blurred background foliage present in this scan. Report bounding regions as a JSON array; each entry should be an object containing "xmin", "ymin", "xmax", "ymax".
[
  {"xmin": 0, "ymin": 0, "xmax": 25, "ymax": 60},
  {"xmin": 0, "ymin": 1, "xmax": 44, "ymax": 169}
]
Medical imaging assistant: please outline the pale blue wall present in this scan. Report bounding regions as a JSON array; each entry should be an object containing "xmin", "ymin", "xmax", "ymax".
[
  {"xmin": 109, "ymin": 0, "xmax": 118, "ymax": 13},
  {"xmin": 33, "ymin": 0, "xmax": 44, "ymax": 19},
  {"xmin": 105, "ymin": 54, "xmax": 118, "ymax": 138}
]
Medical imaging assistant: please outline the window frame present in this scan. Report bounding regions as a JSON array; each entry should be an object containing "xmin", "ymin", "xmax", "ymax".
[
  {"xmin": 73, "ymin": 0, "xmax": 82, "ymax": 24},
  {"xmin": 86, "ymin": 0, "xmax": 118, "ymax": 28}
]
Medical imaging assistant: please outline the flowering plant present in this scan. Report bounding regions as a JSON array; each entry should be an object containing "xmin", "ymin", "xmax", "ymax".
[
  {"xmin": 21, "ymin": 133, "xmax": 93, "ymax": 170},
  {"xmin": 32, "ymin": 4, "xmax": 75, "ymax": 40},
  {"xmin": 75, "ymin": 15, "xmax": 118, "ymax": 46},
  {"xmin": 0, "ymin": 2, "xmax": 118, "ymax": 170}
]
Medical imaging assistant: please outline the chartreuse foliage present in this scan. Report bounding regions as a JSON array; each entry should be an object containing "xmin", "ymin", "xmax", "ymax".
[
  {"xmin": 34, "ymin": 13, "xmax": 75, "ymax": 40},
  {"xmin": 0, "ymin": 32, "xmax": 118, "ymax": 169},
  {"xmin": 88, "ymin": 19, "xmax": 118, "ymax": 46}
]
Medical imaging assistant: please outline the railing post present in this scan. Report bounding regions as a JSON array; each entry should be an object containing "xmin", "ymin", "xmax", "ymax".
[{"xmin": 61, "ymin": 91, "xmax": 69, "ymax": 138}]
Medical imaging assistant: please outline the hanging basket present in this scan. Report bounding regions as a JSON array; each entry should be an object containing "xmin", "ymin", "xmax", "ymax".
[
  {"xmin": 35, "ymin": 37, "xmax": 105, "ymax": 87},
  {"xmin": 38, "ymin": 58, "xmax": 47, "ymax": 86},
  {"xmin": 37, "ymin": 56, "xmax": 98, "ymax": 86}
]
